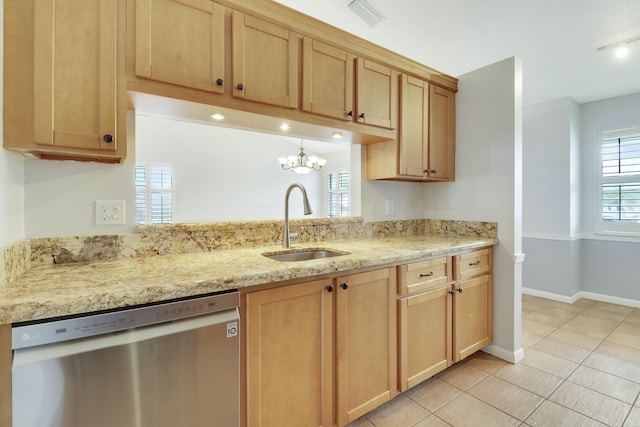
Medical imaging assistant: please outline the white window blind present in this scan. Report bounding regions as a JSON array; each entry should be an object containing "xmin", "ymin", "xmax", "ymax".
[
  {"xmin": 597, "ymin": 129, "xmax": 640, "ymax": 235},
  {"xmin": 135, "ymin": 163, "xmax": 173, "ymax": 225},
  {"xmin": 328, "ymin": 171, "xmax": 349, "ymax": 218}
]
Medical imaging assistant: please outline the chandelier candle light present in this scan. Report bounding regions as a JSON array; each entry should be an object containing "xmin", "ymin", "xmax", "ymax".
[{"xmin": 278, "ymin": 140, "xmax": 327, "ymax": 175}]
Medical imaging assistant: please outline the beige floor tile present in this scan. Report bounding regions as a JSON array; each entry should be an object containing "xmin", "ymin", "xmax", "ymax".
[
  {"xmin": 533, "ymin": 305, "xmax": 583, "ymax": 320},
  {"xmin": 524, "ymin": 311, "xmax": 569, "ymax": 328},
  {"xmin": 437, "ymin": 362, "xmax": 489, "ymax": 390},
  {"xmin": 521, "ymin": 348, "xmax": 580, "ymax": 378},
  {"xmin": 467, "ymin": 376, "xmax": 544, "ymax": 421},
  {"xmin": 434, "ymin": 393, "xmax": 520, "ymax": 427},
  {"xmin": 616, "ymin": 322, "xmax": 640, "ymax": 338},
  {"xmin": 461, "ymin": 351, "xmax": 508, "ymax": 374},
  {"xmin": 567, "ymin": 365, "xmax": 640, "ymax": 405},
  {"xmin": 584, "ymin": 301, "xmax": 634, "ymax": 322},
  {"xmin": 522, "ymin": 330, "xmax": 544, "ymax": 348},
  {"xmin": 583, "ymin": 351, "xmax": 640, "ymax": 384},
  {"xmin": 572, "ymin": 298, "xmax": 597, "ymax": 310},
  {"xmin": 532, "ymin": 337, "xmax": 591, "ymax": 364},
  {"xmin": 624, "ymin": 407, "xmax": 640, "ymax": 426},
  {"xmin": 549, "ymin": 381, "xmax": 631, "ymax": 426},
  {"xmin": 494, "ymin": 362, "xmax": 563, "ymax": 397},
  {"xmin": 622, "ymin": 309, "xmax": 640, "ymax": 326},
  {"xmin": 413, "ymin": 414, "xmax": 452, "ymax": 427},
  {"xmin": 607, "ymin": 331, "xmax": 640, "ymax": 352},
  {"xmin": 522, "ymin": 318, "xmax": 557, "ymax": 337},
  {"xmin": 345, "ymin": 416, "xmax": 375, "ymax": 427},
  {"xmin": 525, "ymin": 400, "xmax": 607, "ymax": 427},
  {"xmin": 559, "ymin": 313, "xmax": 621, "ymax": 340},
  {"xmin": 406, "ymin": 377, "xmax": 462, "ymax": 413},
  {"xmin": 548, "ymin": 328, "xmax": 603, "ymax": 351},
  {"xmin": 595, "ymin": 340, "xmax": 640, "ymax": 366},
  {"xmin": 364, "ymin": 394, "xmax": 430, "ymax": 427}
]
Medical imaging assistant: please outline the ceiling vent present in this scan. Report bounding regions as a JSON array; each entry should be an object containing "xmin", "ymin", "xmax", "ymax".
[{"xmin": 346, "ymin": 0, "xmax": 384, "ymax": 26}]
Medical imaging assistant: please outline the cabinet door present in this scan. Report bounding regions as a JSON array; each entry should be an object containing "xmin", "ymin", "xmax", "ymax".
[
  {"xmin": 452, "ymin": 274, "xmax": 493, "ymax": 362},
  {"xmin": 34, "ymin": 0, "xmax": 121, "ymax": 151},
  {"xmin": 399, "ymin": 286, "xmax": 452, "ymax": 391},
  {"xmin": 356, "ymin": 58, "xmax": 397, "ymax": 129},
  {"xmin": 232, "ymin": 12, "xmax": 298, "ymax": 108},
  {"xmin": 302, "ymin": 38, "xmax": 354, "ymax": 121},
  {"xmin": 136, "ymin": 0, "xmax": 225, "ymax": 93},
  {"xmin": 429, "ymin": 85, "xmax": 456, "ymax": 180},
  {"xmin": 336, "ymin": 268, "xmax": 397, "ymax": 426},
  {"xmin": 246, "ymin": 279, "xmax": 333, "ymax": 427},
  {"xmin": 398, "ymin": 75, "xmax": 429, "ymax": 177}
]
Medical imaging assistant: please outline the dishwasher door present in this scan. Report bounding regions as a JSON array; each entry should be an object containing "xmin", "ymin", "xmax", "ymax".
[{"xmin": 12, "ymin": 308, "xmax": 239, "ymax": 427}]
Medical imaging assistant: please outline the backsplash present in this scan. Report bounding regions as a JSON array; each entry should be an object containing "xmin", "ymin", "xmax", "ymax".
[{"xmin": 1, "ymin": 218, "xmax": 496, "ymax": 286}]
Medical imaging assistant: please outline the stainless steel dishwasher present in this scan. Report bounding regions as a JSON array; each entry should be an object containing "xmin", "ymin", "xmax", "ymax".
[{"xmin": 11, "ymin": 290, "xmax": 240, "ymax": 427}]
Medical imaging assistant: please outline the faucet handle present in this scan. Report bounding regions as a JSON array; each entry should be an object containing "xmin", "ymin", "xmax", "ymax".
[{"xmin": 289, "ymin": 233, "xmax": 300, "ymax": 240}]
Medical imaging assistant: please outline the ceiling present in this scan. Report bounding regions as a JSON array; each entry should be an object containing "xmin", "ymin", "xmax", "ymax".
[{"xmin": 275, "ymin": 0, "xmax": 640, "ymax": 107}]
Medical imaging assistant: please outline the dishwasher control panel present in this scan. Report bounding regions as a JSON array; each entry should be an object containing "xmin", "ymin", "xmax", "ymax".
[{"xmin": 12, "ymin": 291, "xmax": 239, "ymax": 350}]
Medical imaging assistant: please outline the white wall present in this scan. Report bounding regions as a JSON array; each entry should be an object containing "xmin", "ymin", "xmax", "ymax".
[
  {"xmin": 421, "ymin": 57, "xmax": 524, "ymax": 363},
  {"xmin": 0, "ymin": 0, "xmax": 26, "ymax": 247}
]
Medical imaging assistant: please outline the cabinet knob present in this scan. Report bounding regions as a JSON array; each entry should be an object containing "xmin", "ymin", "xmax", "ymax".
[
  {"xmin": 448, "ymin": 289, "xmax": 455, "ymax": 295},
  {"xmin": 326, "ymin": 285, "xmax": 334, "ymax": 292},
  {"xmin": 341, "ymin": 282, "xmax": 349, "ymax": 290},
  {"xmin": 457, "ymin": 288, "xmax": 463, "ymax": 293},
  {"xmin": 103, "ymin": 134, "xmax": 113, "ymax": 143},
  {"xmin": 347, "ymin": 111, "xmax": 354, "ymax": 117},
  {"xmin": 359, "ymin": 113, "xmax": 365, "ymax": 119},
  {"xmin": 430, "ymin": 169, "xmax": 437, "ymax": 174},
  {"xmin": 236, "ymin": 83, "xmax": 244, "ymax": 90},
  {"xmin": 216, "ymin": 78, "xmax": 224, "ymax": 86}
]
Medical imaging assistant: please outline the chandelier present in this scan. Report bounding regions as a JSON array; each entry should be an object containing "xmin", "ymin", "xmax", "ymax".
[{"xmin": 278, "ymin": 141, "xmax": 327, "ymax": 175}]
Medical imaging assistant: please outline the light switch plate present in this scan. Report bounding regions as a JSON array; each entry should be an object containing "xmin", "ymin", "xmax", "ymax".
[{"xmin": 95, "ymin": 200, "xmax": 125, "ymax": 225}]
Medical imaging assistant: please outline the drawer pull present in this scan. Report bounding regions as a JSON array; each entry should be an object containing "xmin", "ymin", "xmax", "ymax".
[
  {"xmin": 469, "ymin": 261, "xmax": 481, "ymax": 266},
  {"xmin": 420, "ymin": 272, "xmax": 435, "ymax": 277}
]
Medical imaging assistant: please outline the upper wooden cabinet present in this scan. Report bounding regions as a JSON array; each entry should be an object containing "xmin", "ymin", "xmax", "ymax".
[
  {"xmin": 135, "ymin": 0, "xmax": 225, "ymax": 94},
  {"xmin": 302, "ymin": 39, "xmax": 397, "ymax": 130},
  {"xmin": 232, "ymin": 11, "xmax": 299, "ymax": 108},
  {"xmin": 4, "ymin": 0, "xmax": 127, "ymax": 162},
  {"xmin": 366, "ymin": 75, "xmax": 455, "ymax": 182}
]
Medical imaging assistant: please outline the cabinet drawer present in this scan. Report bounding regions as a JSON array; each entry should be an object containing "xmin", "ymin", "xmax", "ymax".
[
  {"xmin": 398, "ymin": 257, "xmax": 450, "ymax": 295},
  {"xmin": 455, "ymin": 248, "xmax": 492, "ymax": 280}
]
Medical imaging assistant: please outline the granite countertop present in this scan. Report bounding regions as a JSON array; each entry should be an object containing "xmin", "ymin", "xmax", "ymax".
[{"xmin": 0, "ymin": 235, "xmax": 497, "ymax": 324}]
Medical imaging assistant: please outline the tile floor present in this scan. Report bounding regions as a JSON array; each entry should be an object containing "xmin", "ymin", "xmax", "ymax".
[{"xmin": 346, "ymin": 295, "xmax": 640, "ymax": 427}]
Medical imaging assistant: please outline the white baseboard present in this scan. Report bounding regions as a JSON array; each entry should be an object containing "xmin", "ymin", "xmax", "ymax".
[
  {"xmin": 482, "ymin": 344, "xmax": 524, "ymax": 364},
  {"xmin": 523, "ymin": 287, "xmax": 640, "ymax": 308}
]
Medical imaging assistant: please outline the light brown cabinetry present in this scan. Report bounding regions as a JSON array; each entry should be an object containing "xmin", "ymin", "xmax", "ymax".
[
  {"xmin": 135, "ymin": 0, "xmax": 225, "ymax": 93},
  {"xmin": 4, "ymin": 0, "xmax": 127, "ymax": 162},
  {"xmin": 245, "ymin": 267, "xmax": 396, "ymax": 427},
  {"xmin": 366, "ymin": 75, "xmax": 455, "ymax": 181},
  {"xmin": 232, "ymin": 11, "xmax": 299, "ymax": 108},
  {"xmin": 302, "ymin": 39, "xmax": 397, "ymax": 130},
  {"xmin": 397, "ymin": 248, "xmax": 492, "ymax": 392}
]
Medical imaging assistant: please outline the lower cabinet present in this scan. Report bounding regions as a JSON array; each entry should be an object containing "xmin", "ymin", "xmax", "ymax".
[
  {"xmin": 398, "ymin": 249, "xmax": 493, "ymax": 392},
  {"xmin": 245, "ymin": 267, "xmax": 396, "ymax": 427}
]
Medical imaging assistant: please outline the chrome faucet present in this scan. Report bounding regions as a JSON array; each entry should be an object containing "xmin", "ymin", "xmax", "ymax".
[{"xmin": 283, "ymin": 183, "xmax": 313, "ymax": 248}]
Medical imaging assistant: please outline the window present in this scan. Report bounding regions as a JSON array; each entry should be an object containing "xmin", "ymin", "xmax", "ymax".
[
  {"xmin": 596, "ymin": 128, "xmax": 640, "ymax": 235},
  {"xmin": 327, "ymin": 171, "xmax": 350, "ymax": 218},
  {"xmin": 135, "ymin": 163, "xmax": 173, "ymax": 224}
]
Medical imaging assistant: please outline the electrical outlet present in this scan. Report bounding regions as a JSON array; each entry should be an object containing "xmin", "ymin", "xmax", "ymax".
[
  {"xmin": 385, "ymin": 200, "xmax": 394, "ymax": 215},
  {"xmin": 95, "ymin": 200, "xmax": 125, "ymax": 225}
]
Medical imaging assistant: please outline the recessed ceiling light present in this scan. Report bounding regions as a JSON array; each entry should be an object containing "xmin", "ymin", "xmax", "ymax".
[
  {"xmin": 346, "ymin": 0, "xmax": 384, "ymax": 26},
  {"xmin": 210, "ymin": 113, "xmax": 225, "ymax": 120},
  {"xmin": 280, "ymin": 123, "xmax": 290, "ymax": 131},
  {"xmin": 332, "ymin": 131, "xmax": 343, "ymax": 139},
  {"xmin": 615, "ymin": 46, "xmax": 629, "ymax": 58}
]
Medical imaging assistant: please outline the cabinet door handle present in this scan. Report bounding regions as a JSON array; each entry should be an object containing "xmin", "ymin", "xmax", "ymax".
[
  {"xmin": 103, "ymin": 134, "xmax": 113, "ymax": 143},
  {"xmin": 457, "ymin": 288, "xmax": 463, "ymax": 293},
  {"xmin": 216, "ymin": 78, "xmax": 224, "ymax": 86},
  {"xmin": 236, "ymin": 83, "xmax": 244, "ymax": 90},
  {"xmin": 326, "ymin": 285, "xmax": 334, "ymax": 292},
  {"xmin": 430, "ymin": 169, "xmax": 437, "ymax": 174},
  {"xmin": 347, "ymin": 111, "xmax": 354, "ymax": 117},
  {"xmin": 359, "ymin": 113, "xmax": 365, "ymax": 120},
  {"xmin": 341, "ymin": 282, "xmax": 349, "ymax": 290},
  {"xmin": 420, "ymin": 272, "xmax": 435, "ymax": 277},
  {"xmin": 469, "ymin": 261, "xmax": 481, "ymax": 266}
]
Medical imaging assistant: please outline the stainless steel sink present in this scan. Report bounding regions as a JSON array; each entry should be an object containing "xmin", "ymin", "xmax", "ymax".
[{"xmin": 262, "ymin": 248, "xmax": 349, "ymax": 262}]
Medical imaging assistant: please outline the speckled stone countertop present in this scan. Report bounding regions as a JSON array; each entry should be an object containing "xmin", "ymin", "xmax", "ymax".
[{"xmin": 0, "ymin": 234, "xmax": 496, "ymax": 324}]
